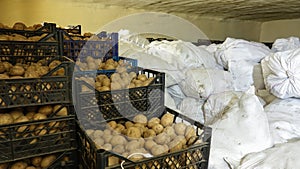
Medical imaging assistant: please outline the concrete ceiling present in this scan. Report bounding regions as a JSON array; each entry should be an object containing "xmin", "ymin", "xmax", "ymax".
[{"xmin": 81, "ymin": 0, "xmax": 300, "ymax": 21}]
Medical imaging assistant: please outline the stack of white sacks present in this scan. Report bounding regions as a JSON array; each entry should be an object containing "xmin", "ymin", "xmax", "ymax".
[{"xmin": 119, "ymin": 30, "xmax": 300, "ymax": 169}]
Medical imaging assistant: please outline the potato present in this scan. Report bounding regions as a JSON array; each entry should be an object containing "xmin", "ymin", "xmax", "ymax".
[
  {"xmin": 174, "ymin": 123, "xmax": 187, "ymax": 136},
  {"xmin": 103, "ymin": 129, "xmax": 111, "ymax": 135},
  {"xmin": 49, "ymin": 60, "xmax": 64, "ymax": 76},
  {"xmin": 38, "ymin": 105, "xmax": 53, "ymax": 116},
  {"xmin": 0, "ymin": 113, "xmax": 14, "ymax": 125},
  {"xmin": 110, "ymin": 82, "xmax": 122, "ymax": 90},
  {"xmin": 31, "ymin": 156, "xmax": 42, "ymax": 167},
  {"xmin": 0, "ymin": 163, "xmax": 8, "ymax": 169},
  {"xmin": 143, "ymin": 129, "xmax": 156, "ymax": 138},
  {"xmin": 2, "ymin": 62, "xmax": 12, "ymax": 71},
  {"xmin": 154, "ymin": 133, "xmax": 170, "ymax": 145},
  {"xmin": 110, "ymin": 135, "xmax": 127, "ymax": 146},
  {"xmin": 25, "ymin": 166, "xmax": 36, "ymax": 169},
  {"xmin": 94, "ymin": 138, "xmax": 105, "ymax": 149},
  {"xmin": 0, "ymin": 74, "xmax": 9, "ymax": 79},
  {"xmin": 13, "ymin": 22, "xmax": 26, "ymax": 30},
  {"xmin": 126, "ymin": 127, "xmax": 142, "ymax": 139},
  {"xmin": 112, "ymin": 144, "xmax": 125, "ymax": 154},
  {"xmin": 151, "ymin": 145, "xmax": 167, "ymax": 156},
  {"xmin": 125, "ymin": 121, "xmax": 134, "ymax": 129},
  {"xmin": 10, "ymin": 161, "xmax": 28, "ymax": 169},
  {"xmin": 152, "ymin": 124, "xmax": 164, "ymax": 134},
  {"xmin": 147, "ymin": 117, "xmax": 160, "ymax": 128},
  {"xmin": 0, "ymin": 62, "xmax": 5, "ymax": 73},
  {"xmin": 126, "ymin": 140, "xmax": 142, "ymax": 151},
  {"xmin": 137, "ymin": 74, "xmax": 147, "ymax": 81},
  {"xmin": 102, "ymin": 143, "xmax": 112, "ymax": 151},
  {"xmin": 40, "ymin": 155, "xmax": 56, "ymax": 168},
  {"xmin": 101, "ymin": 78, "xmax": 111, "ymax": 87},
  {"xmin": 173, "ymin": 135, "xmax": 187, "ymax": 146},
  {"xmin": 144, "ymin": 139, "xmax": 157, "ymax": 151},
  {"xmin": 10, "ymin": 110, "xmax": 24, "ymax": 120},
  {"xmin": 185, "ymin": 126, "xmax": 196, "ymax": 141},
  {"xmin": 53, "ymin": 105, "xmax": 68, "ymax": 116},
  {"xmin": 187, "ymin": 135, "xmax": 198, "ymax": 146},
  {"xmin": 25, "ymin": 112, "xmax": 35, "ymax": 120},
  {"xmin": 33, "ymin": 113, "xmax": 47, "ymax": 121},
  {"xmin": 108, "ymin": 156, "xmax": 119, "ymax": 167},
  {"xmin": 9, "ymin": 65, "xmax": 25, "ymax": 76},
  {"xmin": 93, "ymin": 130, "xmax": 103, "ymax": 139},
  {"xmin": 98, "ymin": 86, "xmax": 110, "ymax": 91},
  {"xmin": 104, "ymin": 135, "xmax": 113, "ymax": 143},
  {"xmin": 133, "ymin": 114, "xmax": 147, "ymax": 125},
  {"xmin": 113, "ymin": 124, "xmax": 125, "ymax": 134},
  {"xmin": 107, "ymin": 121, "xmax": 117, "ymax": 129},
  {"xmin": 168, "ymin": 139, "xmax": 183, "ymax": 152},
  {"xmin": 160, "ymin": 113, "xmax": 174, "ymax": 127},
  {"xmin": 34, "ymin": 125, "xmax": 47, "ymax": 136},
  {"xmin": 15, "ymin": 116, "xmax": 29, "ymax": 132}
]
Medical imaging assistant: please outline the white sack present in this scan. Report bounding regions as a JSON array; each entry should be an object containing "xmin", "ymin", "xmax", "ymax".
[
  {"xmin": 253, "ymin": 64, "xmax": 265, "ymax": 90},
  {"xmin": 120, "ymin": 46, "xmax": 185, "ymax": 87},
  {"xmin": 215, "ymin": 37, "xmax": 271, "ymax": 69},
  {"xmin": 146, "ymin": 40, "xmax": 218, "ymax": 71},
  {"xmin": 261, "ymin": 48, "xmax": 300, "ymax": 99},
  {"xmin": 271, "ymin": 36, "xmax": 300, "ymax": 52},
  {"xmin": 167, "ymin": 85, "xmax": 186, "ymax": 108},
  {"xmin": 265, "ymin": 98, "xmax": 300, "ymax": 144},
  {"xmin": 203, "ymin": 91, "xmax": 243, "ymax": 125},
  {"xmin": 234, "ymin": 138, "xmax": 300, "ymax": 169},
  {"xmin": 255, "ymin": 89, "xmax": 277, "ymax": 105},
  {"xmin": 208, "ymin": 87, "xmax": 273, "ymax": 169},
  {"xmin": 178, "ymin": 97, "xmax": 205, "ymax": 124},
  {"xmin": 180, "ymin": 68, "xmax": 234, "ymax": 99},
  {"xmin": 228, "ymin": 60, "xmax": 258, "ymax": 91},
  {"xmin": 165, "ymin": 89, "xmax": 177, "ymax": 110}
]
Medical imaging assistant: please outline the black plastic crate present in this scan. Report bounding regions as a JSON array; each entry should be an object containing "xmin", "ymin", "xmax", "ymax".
[
  {"xmin": 73, "ymin": 68, "xmax": 165, "ymax": 126},
  {"xmin": 0, "ymin": 61, "xmax": 74, "ymax": 109},
  {"xmin": 61, "ymin": 31, "xmax": 118, "ymax": 61},
  {"xmin": 0, "ymin": 28, "xmax": 60, "ymax": 64},
  {"xmin": 0, "ymin": 22, "xmax": 57, "ymax": 37},
  {"xmin": 0, "ymin": 150, "xmax": 78, "ymax": 169},
  {"xmin": 77, "ymin": 107, "xmax": 212, "ymax": 169},
  {"xmin": 59, "ymin": 24, "xmax": 81, "ymax": 35},
  {"xmin": 0, "ymin": 116, "xmax": 77, "ymax": 163}
]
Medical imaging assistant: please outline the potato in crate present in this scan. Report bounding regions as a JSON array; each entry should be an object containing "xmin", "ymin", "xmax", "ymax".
[
  {"xmin": 73, "ymin": 67, "xmax": 165, "ymax": 127},
  {"xmin": 77, "ymin": 107, "xmax": 211, "ymax": 169},
  {"xmin": 0, "ymin": 150, "xmax": 78, "ymax": 169},
  {"xmin": 0, "ymin": 57, "xmax": 74, "ymax": 108},
  {"xmin": 62, "ymin": 31, "xmax": 118, "ymax": 61},
  {"xmin": 0, "ymin": 114, "xmax": 77, "ymax": 163}
]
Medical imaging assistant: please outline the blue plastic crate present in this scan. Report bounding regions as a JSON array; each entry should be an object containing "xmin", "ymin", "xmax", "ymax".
[{"xmin": 62, "ymin": 31, "xmax": 118, "ymax": 61}]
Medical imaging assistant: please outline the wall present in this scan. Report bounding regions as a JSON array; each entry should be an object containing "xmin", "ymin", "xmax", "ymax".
[
  {"xmin": 260, "ymin": 19, "xmax": 300, "ymax": 42},
  {"xmin": 0, "ymin": 0, "xmax": 262, "ymax": 42}
]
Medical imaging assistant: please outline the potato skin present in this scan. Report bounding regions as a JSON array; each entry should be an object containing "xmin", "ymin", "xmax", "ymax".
[
  {"xmin": 160, "ymin": 113, "xmax": 174, "ymax": 127},
  {"xmin": 40, "ymin": 155, "xmax": 56, "ymax": 168}
]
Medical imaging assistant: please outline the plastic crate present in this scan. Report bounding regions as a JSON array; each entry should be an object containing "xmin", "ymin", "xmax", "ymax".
[
  {"xmin": 0, "ymin": 61, "xmax": 74, "ymax": 109},
  {"xmin": 0, "ymin": 115, "xmax": 77, "ymax": 163},
  {"xmin": 0, "ymin": 28, "xmax": 59, "ymax": 64},
  {"xmin": 61, "ymin": 31, "xmax": 118, "ymax": 61},
  {"xmin": 73, "ymin": 68, "xmax": 165, "ymax": 127},
  {"xmin": 0, "ymin": 23, "xmax": 57, "ymax": 37},
  {"xmin": 0, "ymin": 150, "xmax": 78, "ymax": 169},
  {"xmin": 59, "ymin": 25, "xmax": 81, "ymax": 35},
  {"xmin": 77, "ymin": 107, "xmax": 212, "ymax": 169}
]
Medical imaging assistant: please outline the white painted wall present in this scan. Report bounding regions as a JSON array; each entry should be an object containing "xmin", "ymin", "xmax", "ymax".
[{"xmin": 260, "ymin": 19, "xmax": 300, "ymax": 42}]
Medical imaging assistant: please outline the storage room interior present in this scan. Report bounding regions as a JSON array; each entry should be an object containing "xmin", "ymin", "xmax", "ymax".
[{"xmin": 0, "ymin": 0, "xmax": 300, "ymax": 169}]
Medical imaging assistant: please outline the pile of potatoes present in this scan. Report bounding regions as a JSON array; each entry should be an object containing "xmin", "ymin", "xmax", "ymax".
[
  {"xmin": 0, "ymin": 22, "xmax": 43, "ymax": 31},
  {"xmin": 78, "ymin": 69, "xmax": 154, "ymax": 92},
  {"xmin": 85, "ymin": 113, "xmax": 202, "ymax": 167},
  {"xmin": 0, "ymin": 104, "xmax": 68, "ymax": 127},
  {"xmin": 76, "ymin": 57, "xmax": 133, "ymax": 71},
  {"xmin": 0, "ymin": 154, "xmax": 70, "ymax": 169},
  {"xmin": 0, "ymin": 59, "xmax": 64, "ymax": 79}
]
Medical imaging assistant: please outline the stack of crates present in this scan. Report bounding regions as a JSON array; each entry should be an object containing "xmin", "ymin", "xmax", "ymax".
[
  {"xmin": 0, "ymin": 23, "xmax": 78, "ymax": 168},
  {"xmin": 72, "ymin": 30, "xmax": 212, "ymax": 168}
]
